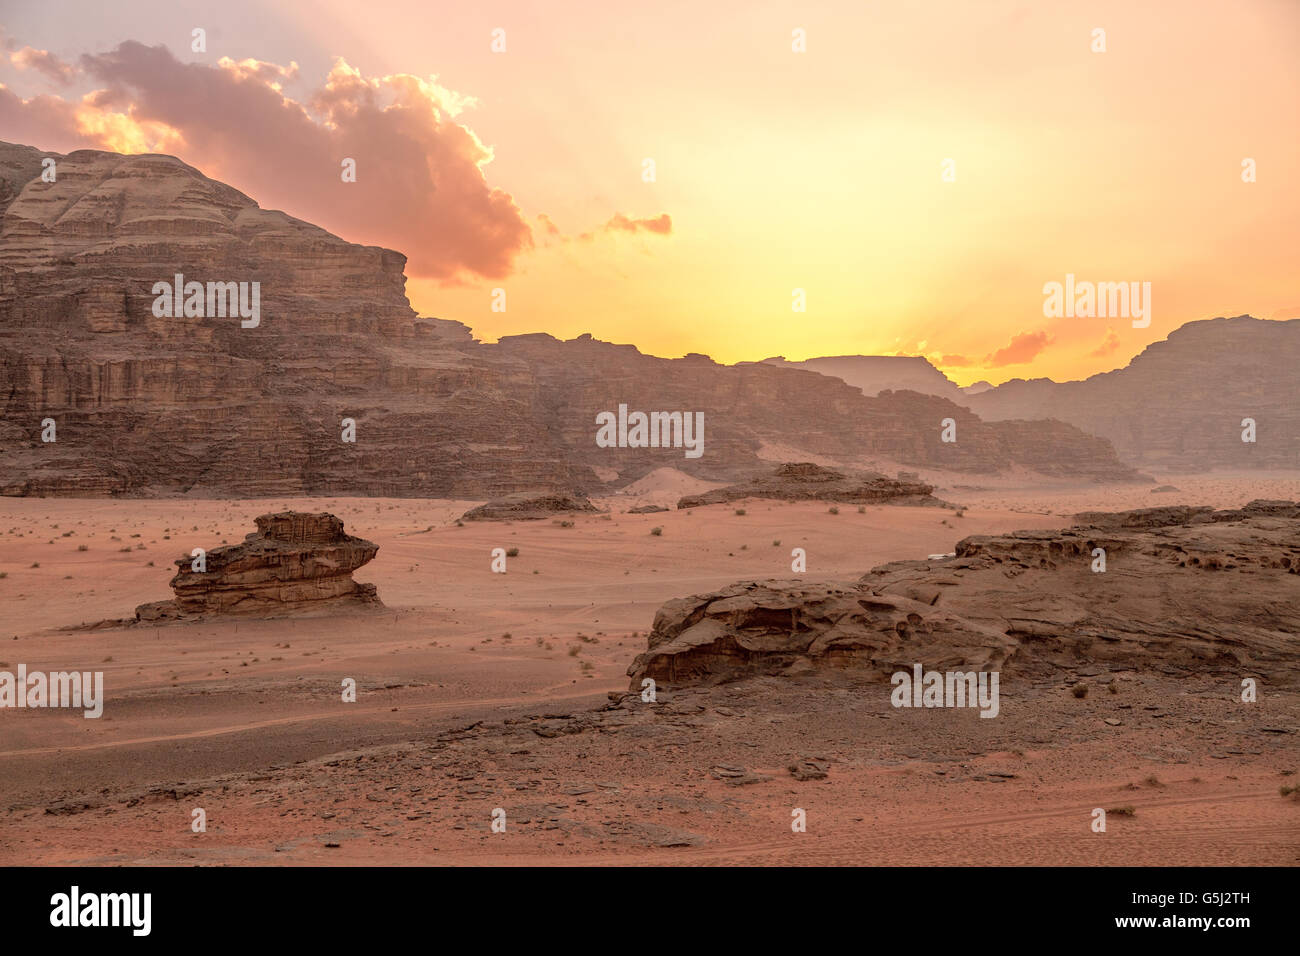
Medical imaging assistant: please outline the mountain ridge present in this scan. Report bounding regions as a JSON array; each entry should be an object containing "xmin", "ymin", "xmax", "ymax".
[{"xmin": 0, "ymin": 141, "xmax": 1146, "ymax": 495}]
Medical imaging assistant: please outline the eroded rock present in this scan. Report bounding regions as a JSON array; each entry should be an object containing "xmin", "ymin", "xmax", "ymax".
[
  {"xmin": 135, "ymin": 511, "xmax": 380, "ymax": 619},
  {"xmin": 460, "ymin": 492, "xmax": 601, "ymax": 521},
  {"xmin": 629, "ymin": 501, "xmax": 1300, "ymax": 688},
  {"xmin": 676, "ymin": 462, "xmax": 944, "ymax": 509}
]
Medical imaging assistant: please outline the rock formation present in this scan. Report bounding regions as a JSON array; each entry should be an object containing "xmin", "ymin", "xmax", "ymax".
[
  {"xmin": 0, "ymin": 140, "xmax": 1144, "ymax": 497},
  {"xmin": 675, "ymin": 462, "xmax": 944, "ymax": 509},
  {"xmin": 762, "ymin": 354, "xmax": 969, "ymax": 403},
  {"xmin": 135, "ymin": 512, "xmax": 380, "ymax": 619},
  {"xmin": 965, "ymin": 316, "xmax": 1300, "ymax": 471},
  {"xmin": 628, "ymin": 500, "xmax": 1300, "ymax": 688},
  {"xmin": 460, "ymin": 491, "xmax": 600, "ymax": 521}
]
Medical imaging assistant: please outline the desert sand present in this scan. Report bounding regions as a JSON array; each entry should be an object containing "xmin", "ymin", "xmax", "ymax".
[{"xmin": 0, "ymin": 474, "xmax": 1295, "ymax": 865}]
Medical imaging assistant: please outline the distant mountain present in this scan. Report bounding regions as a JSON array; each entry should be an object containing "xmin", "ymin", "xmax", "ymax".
[
  {"xmin": 961, "ymin": 380, "xmax": 994, "ymax": 395},
  {"xmin": 762, "ymin": 355, "xmax": 967, "ymax": 403},
  {"xmin": 965, "ymin": 316, "xmax": 1300, "ymax": 471},
  {"xmin": 0, "ymin": 141, "xmax": 1144, "ymax": 495}
]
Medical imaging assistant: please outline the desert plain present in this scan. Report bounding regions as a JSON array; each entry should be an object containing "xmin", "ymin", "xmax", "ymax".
[{"xmin": 1, "ymin": 468, "xmax": 1296, "ymax": 866}]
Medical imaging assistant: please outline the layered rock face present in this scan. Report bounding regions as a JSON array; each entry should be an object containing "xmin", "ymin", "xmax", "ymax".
[
  {"xmin": 628, "ymin": 501, "xmax": 1300, "ymax": 688},
  {"xmin": 675, "ymin": 462, "xmax": 942, "ymax": 509},
  {"xmin": 966, "ymin": 316, "xmax": 1300, "ymax": 471},
  {"xmin": 135, "ymin": 512, "xmax": 380, "ymax": 619},
  {"xmin": 0, "ymin": 141, "xmax": 1143, "ymax": 497}
]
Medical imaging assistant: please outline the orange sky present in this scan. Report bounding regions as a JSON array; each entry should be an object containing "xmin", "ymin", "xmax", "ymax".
[{"xmin": 2, "ymin": 0, "xmax": 1297, "ymax": 384}]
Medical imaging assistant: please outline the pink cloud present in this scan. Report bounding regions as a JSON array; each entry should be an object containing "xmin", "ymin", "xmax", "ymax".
[
  {"xmin": 984, "ymin": 330, "xmax": 1052, "ymax": 367},
  {"xmin": 26, "ymin": 41, "xmax": 534, "ymax": 281},
  {"xmin": 604, "ymin": 212, "xmax": 672, "ymax": 235},
  {"xmin": 10, "ymin": 46, "xmax": 75, "ymax": 85},
  {"xmin": 0, "ymin": 87, "xmax": 95, "ymax": 151},
  {"xmin": 1089, "ymin": 327, "xmax": 1121, "ymax": 358},
  {"xmin": 935, "ymin": 353, "xmax": 974, "ymax": 367}
]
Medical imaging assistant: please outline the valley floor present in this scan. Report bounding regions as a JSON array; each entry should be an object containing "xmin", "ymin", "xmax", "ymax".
[{"xmin": 0, "ymin": 475, "xmax": 1296, "ymax": 865}]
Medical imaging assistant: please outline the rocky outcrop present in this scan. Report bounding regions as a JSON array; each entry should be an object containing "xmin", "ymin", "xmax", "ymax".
[
  {"xmin": 135, "ymin": 512, "xmax": 380, "ymax": 619},
  {"xmin": 628, "ymin": 500, "xmax": 1300, "ymax": 688},
  {"xmin": 0, "ymin": 140, "xmax": 1144, "ymax": 497},
  {"xmin": 460, "ymin": 491, "xmax": 600, "ymax": 521},
  {"xmin": 675, "ymin": 462, "xmax": 944, "ymax": 509},
  {"xmin": 966, "ymin": 316, "xmax": 1300, "ymax": 471}
]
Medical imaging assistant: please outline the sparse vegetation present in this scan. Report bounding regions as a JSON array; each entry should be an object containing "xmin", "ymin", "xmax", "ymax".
[
  {"xmin": 650, "ymin": 526, "xmax": 663, "ymax": 536},
  {"xmin": 1072, "ymin": 683, "xmax": 1089, "ymax": 698},
  {"xmin": 734, "ymin": 508, "xmax": 746, "ymax": 516},
  {"xmin": 828, "ymin": 506, "xmax": 839, "ymax": 515},
  {"xmin": 1107, "ymin": 805, "xmax": 1137, "ymax": 816},
  {"xmin": 505, "ymin": 547, "xmax": 519, "ymax": 557}
]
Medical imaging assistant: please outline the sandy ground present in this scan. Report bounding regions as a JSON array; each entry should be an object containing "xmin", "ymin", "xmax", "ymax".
[{"xmin": 0, "ymin": 474, "xmax": 1296, "ymax": 865}]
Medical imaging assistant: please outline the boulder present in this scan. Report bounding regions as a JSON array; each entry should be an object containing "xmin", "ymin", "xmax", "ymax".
[{"xmin": 135, "ymin": 511, "xmax": 380, "ymax": 619}]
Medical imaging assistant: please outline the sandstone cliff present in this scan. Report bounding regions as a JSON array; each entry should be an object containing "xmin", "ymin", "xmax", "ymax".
[
  {"xmin": 966, "ymin": 316, "xmax": 1300, "ymax": 471},
  {"xmin": 0, "ymin": 141, "xmax": 1143, "ymax": 497}
]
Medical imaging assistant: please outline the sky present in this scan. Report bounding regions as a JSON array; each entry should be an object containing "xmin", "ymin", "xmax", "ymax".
[{"xmin": 1, "ymin": 0, "xmax": 1297, "ymax": 385}]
